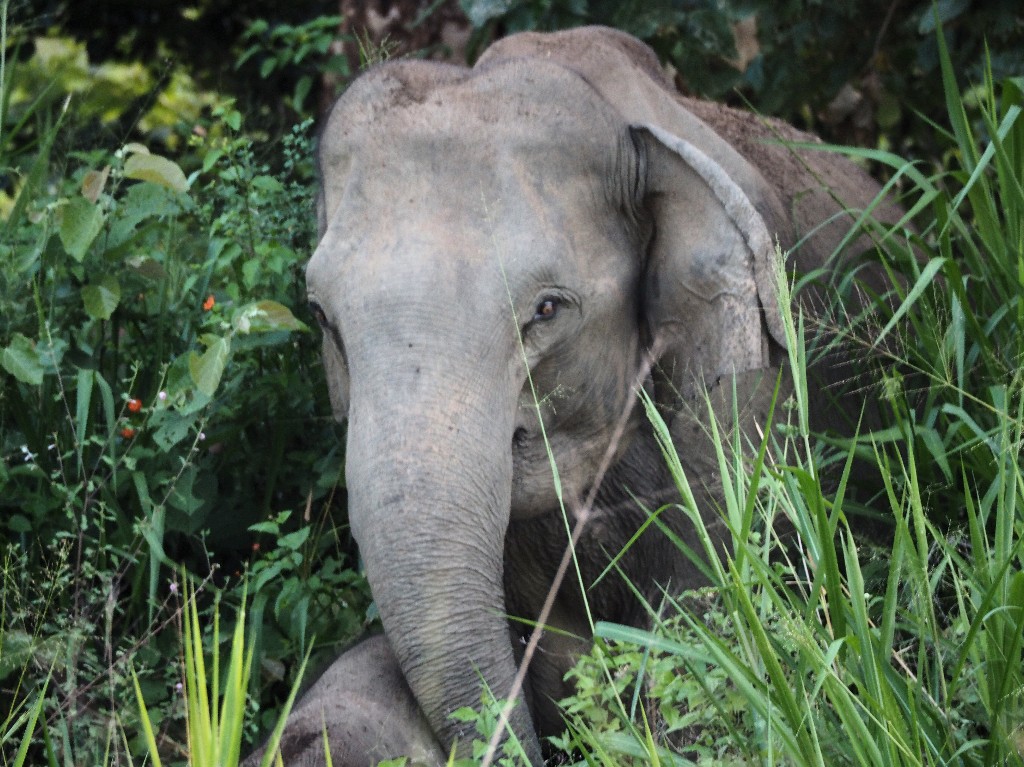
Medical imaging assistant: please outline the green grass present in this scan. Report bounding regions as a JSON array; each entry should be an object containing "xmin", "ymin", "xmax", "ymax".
[
  {"xmin": 133, "ymin": 577, "xmax": 310, "ymax": 767},
  {"xmin": 554, "ymin": 41, "xmax": 1024, "ymax": 767},
  {"xmin": 3, "ymin": 6, "xmax": 1022, "ymax": 765}
]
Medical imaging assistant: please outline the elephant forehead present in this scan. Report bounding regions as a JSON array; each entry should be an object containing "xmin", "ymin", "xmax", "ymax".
[
  {"xmin": 312, "ymin": 68, "xmax": 634, "ymax": 282},
  {"xmin": 320, "ymin": 57, "xmax": 625, "ymax": 189}
]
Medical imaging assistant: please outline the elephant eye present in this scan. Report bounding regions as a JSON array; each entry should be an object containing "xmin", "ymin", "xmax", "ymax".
[
  {"xmin": 308, "ymin": 301, "xmax": 328, "ymax": 327},
  {"xmin": 534, "ymin": 298, "xmax": 559, "ymax": 321}
]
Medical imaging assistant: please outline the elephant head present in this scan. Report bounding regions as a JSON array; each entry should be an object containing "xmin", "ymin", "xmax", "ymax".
[{"xmin": 306, "ymin": 26, "xmax": 888, "ymax": 762}]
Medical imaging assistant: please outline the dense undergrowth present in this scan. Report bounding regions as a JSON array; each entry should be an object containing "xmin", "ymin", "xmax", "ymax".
[
  {"xmin": 0, "ymin": 6, "xmax": 373, "ymax": 763},
  {"xmin": 548, "ymin": 43, "xmax": 1024, "ymax": 767},
  {"xmin": 2, "ymin": 2, "xmax": 1023, "ymax": 765}
]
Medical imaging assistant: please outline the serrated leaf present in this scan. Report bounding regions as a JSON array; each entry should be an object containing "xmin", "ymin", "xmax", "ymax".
[
  {"xmin": 1, "ymin": 334, "xmax": 45, "ymax": 385},
  {"xmin": 81, "ymin": 165, "xmax": 111, "ymax": 203},
  {"xmin": 125, "ymin": 153, "xmax": 189, "ymax": 193},
  {"xmin": 81, "ymin": 275, "xmax": 121, "ymax": 320},
  {"xmin": 232, "ymin": 300, "xmax": 307, "ymax": 333},
  {"xmin": 189, "ymin": 335, "xmax": 230, "ymax": 397},
  {"xmin": 59, "ymin": 196, "xmax": 104, "ymax": 261}
]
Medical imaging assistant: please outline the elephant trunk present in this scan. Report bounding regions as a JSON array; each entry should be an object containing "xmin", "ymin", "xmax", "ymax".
[{"xmin": 344, "ymin": 358, "xmax": 542, "ymax": 762}]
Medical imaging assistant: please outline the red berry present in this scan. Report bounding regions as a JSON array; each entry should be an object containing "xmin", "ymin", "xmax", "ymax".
[
  {"xmin": 120, "ymin": 427, "xmax": 136, "ymax": 439},
  {"xmin": 127, "ymin": 398, "xmax": 142, "ymax": 413}
]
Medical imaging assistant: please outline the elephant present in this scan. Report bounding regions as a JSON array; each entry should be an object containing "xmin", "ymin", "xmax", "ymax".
[
  {"xmin": 242, "ymin": 636, "xmax": 444, "ymax": 767},
  {"xmin": 300, "ymin": 25, "xmax": 898, "ymax": 765}
]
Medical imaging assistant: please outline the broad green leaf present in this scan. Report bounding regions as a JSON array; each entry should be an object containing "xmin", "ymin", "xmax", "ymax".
[
  {"xmin": 81, "ymin": 275, "xmax": 121, "ymax": 320},
  {"xmin": 151, "ymin": 411, "xmax": 197, "ymax": 451},
  {"xmin": 233, "ymin": 300, "xmax": 307, "ymax": 333},
  {"xmin": 277, "ymin": 527, "xmax": 311, "ymax": 551},
  {"xmin": 59, "ymin": 195, "xmax": 104, "ymax": 260},
  {"xmin": 167, "ymin": 466, "xmax": 205, "ymax": 517},
  {"xmin": 125, "ymin": 153, "xmax": 189, "ymax": 193},
  {"xmin": 251, "ymin": 174, "xmax": 284, "ymax": 192},
  {"xmin": 7, "ymin": 514, "xmax": 32, "ymax": 533},
  {"xmin": 1, "ymin": 334, "xmax": 45, "ymax": 385},
  {"xmin": 189, "ymin": 335, "xmax": 230, "ymax": 396}
]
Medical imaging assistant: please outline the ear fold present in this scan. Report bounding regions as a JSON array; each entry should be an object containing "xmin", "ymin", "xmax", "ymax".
[{"xmin": 634, "ymin": 124, "xmax": 788, "ymax": 399}]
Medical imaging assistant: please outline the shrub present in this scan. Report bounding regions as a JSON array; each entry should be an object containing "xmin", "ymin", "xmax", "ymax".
[{"xmin": 0, "ymin": 11, "xmax": 371, "ymax": 758}]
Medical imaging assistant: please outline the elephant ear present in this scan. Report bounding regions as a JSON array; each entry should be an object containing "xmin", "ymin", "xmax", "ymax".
[{"xmin": 634, "ymin": 123, "xmax": 788, "ymax": 398}]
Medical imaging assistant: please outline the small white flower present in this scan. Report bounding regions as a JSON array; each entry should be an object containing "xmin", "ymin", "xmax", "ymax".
[
  {"xmin": 158, "ymin": 391, "xmax": 168, "ymax": 401},
  {"xmin": 198, "ymin": 432, "xmax": 206, "ymax": 441},
  {"xmin": 20, "ymin": 445, "xmax": 36, "ymax": 462}
]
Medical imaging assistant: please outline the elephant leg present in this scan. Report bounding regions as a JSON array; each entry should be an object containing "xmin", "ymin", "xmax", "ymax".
[{"xmin": 244, "ymin": 635, "xmax": 445, "ymax": 767}]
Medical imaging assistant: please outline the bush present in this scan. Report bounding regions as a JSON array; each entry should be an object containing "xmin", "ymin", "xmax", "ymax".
[
  {"xmin": 0, "ymin": 9, "xmax": 372, "ymax": 759},
  {"xmin": 462, "ymin": 0, "xmax": 1023, "ymax": 153}
]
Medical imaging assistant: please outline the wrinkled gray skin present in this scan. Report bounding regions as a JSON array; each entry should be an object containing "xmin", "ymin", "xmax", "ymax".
[
  {"xmin": 243, "ymin": 636, "xmax": 443, "ymax": 767},
  {"xmin": 303, "ymin": 26, "xmax": 895, "ymax": 765}
]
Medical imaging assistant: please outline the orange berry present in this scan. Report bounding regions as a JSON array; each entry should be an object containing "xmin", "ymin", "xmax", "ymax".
[
  {"xmin": 120, "ymin": 427, "xmax": 136, "ymax": 439},
  {"xmin": 202, "ymin": 294, "xmax": 215, "ymax": 311},
  {"xmin": 127, "ymin": 398, "xmax": 142, "ymax": 413}
]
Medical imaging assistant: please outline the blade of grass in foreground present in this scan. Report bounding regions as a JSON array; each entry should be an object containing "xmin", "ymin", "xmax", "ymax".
[{"xmin": 134, "ymin": 577, "xmax": 310, "ymax": 767}]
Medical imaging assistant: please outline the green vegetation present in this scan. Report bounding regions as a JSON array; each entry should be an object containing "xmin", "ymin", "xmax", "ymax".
[
  {"xmin": 550, "ymin": 40, "xmax": 1024, "ymax": 767},
  {"xmin": 1, "ymin": 4, "xmax": 371, "ymax": 763},
  {"xmin": 2, "ymin": 0, "xmax": 1023, "ymax": 765}
]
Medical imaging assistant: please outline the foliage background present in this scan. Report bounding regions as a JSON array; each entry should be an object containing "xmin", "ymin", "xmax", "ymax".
[{"xmin": 1, "ymin": 0, "xmax": 1022, "ymax": 764}]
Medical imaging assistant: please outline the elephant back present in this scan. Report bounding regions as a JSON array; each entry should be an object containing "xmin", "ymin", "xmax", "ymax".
[{"xmin": 682, "ymin": 97, "xmax": 899, "ymax": 298}]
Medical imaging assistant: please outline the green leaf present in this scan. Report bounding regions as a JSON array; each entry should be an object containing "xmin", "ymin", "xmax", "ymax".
[
  {"xmin": 1, "ymin": 334, "xmax": 45, "ymax": 385},
  {"xmin": 232, "ymin": 300, "xmax": 308, "ymax": 333},
  {"xmin": 189, "ymin": 335, "xmax": 231, "ymax": 396},
  {"xmin": 124, "ymin": 153, "xmax": 189, "ymax": 193},
  {"xmin": 872, "ymin": 257, "xmax": 947, "ymax": 349},
  {"xmin": 151, "ymin": 410, "xmax": 197, "ymax": 451},
  {"xmin": 166, "ymin": 467, "xmax": 205, "ymax": 517},
  {"xmin": 251, "ymin": 174, "xmax": 284, "ymax": 193},
  {"xmin": 81, "ymin": 275, "xmax": 121, "ymax": 320},
  {"xmin": 7, "ymin": 515, "xmax": 32, "ymax": 533},
  {"xmin": 277, "ymin": 527, "xmax": 311, "ymax": 551},
  {"xmin": 59, "ymin": 195, "xmax": 104, "ymax": 261}
]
